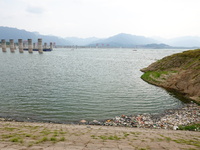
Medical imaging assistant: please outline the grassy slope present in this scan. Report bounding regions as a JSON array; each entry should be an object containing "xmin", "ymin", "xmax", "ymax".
[{"xmin": 141, "ymin": 49, "xmax": 200, "ymax": 103}]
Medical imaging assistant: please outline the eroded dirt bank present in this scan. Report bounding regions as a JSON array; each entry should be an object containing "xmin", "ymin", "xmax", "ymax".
[{"xmin": 141, "ymin": 49, "xmax": 200, "ymax": 103}]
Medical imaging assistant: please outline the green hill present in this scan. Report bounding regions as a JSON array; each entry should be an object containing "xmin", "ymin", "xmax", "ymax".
[{"xmin": 141, "ymin": 49, "xmax": 200, "ymax": 103}]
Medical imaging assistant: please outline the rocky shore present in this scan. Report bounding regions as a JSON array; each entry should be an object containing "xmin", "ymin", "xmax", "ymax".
[
  {"xmin": 1, "ymin": 102, "xmax": 199, "ymax": 131},
  {"xmin": 79, "ymin": 49, "xmax": 200, "ymax": 130},
  {"xmin": 79, "ymin": 102, "xmax": 199, "ymax": 131}
]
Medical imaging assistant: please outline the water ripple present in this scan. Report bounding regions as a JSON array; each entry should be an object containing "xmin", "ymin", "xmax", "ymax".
[{"xmin": 0, "ymin": 48, "xmax": 186, "ymax": 122}]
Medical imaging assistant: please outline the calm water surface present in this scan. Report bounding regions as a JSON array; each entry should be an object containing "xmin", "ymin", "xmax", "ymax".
[{"xmin": 0, "ymin": 48, "xmax": 187, "ymax": 123}]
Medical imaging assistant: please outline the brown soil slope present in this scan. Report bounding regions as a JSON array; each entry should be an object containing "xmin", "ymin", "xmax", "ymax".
[{"xmin": 141, "ymin": 49, "xmax": 200, "ymax": 103}]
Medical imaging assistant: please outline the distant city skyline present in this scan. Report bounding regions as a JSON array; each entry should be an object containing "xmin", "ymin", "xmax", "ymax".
[{"xmin": 0, "ymin": 0, "xmax": 200, "ymax": 38}]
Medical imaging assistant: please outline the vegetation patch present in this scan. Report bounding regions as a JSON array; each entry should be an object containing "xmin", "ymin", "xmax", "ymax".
[
  {"xmin": 4, "ymin": 127, "xmax": 17, "ymax": 131},
  {"xmin": 10, "ymin": 137, "xmax": 23, "ymax": 143},
  {"xmin": 98, "ymin": 135, "xmax": 121, "ymax": 140},
  {"xmin": 0, "ymin": 124, "xmax": 67, "ymax": 147},
  {"xmin": 159, "ymin": 134, "xmax": 172, "ymax": 142},
  {"xmin": 130, "ymin": 132, "xmax": 141, "ymax": 136},
  {"xmin": 36, "ymin": 137, "xmax": 48, "ymax": 144},
  {"xmin": 178, "ymin": 124, "xmax": 200, "ymax": 131},
  {"xmin": 141, "ymin": 49, "xmax": 200, "ymax": 103},
  {"xmin": 123, "ymin": 132, "xmax": 130, "ymax": 137},
  {"xmin": 172, "ymin": 49, "xmax": 200, "ymax": 58},
  {"xmin": 50, "ymin": 137, "xmax": 57, "ymax": 142},
  {"xmin": 141, "ymin": 71, "xmax": 160, "ymax": 83},
  {"xmin": 141, "ymin": 71, "xmax": 177, "ymax": 83},
  {"xmin": 173, "ymin": 139, "xmax": 200, "ymax": 148}
]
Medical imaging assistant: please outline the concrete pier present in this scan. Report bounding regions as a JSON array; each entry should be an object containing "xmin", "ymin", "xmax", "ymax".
[
  {"xmin": 38, "ymin": 38, "xmax": 43, "ymax": 53},
  {"xmin": 14, "ymin": 43, "xmax": 17, "ymax": 50},
  {"xmin": 28, "ymin": 39, "xmax": 33, "ymax": 53},
  {"xmin": 1, "ymin": 38, "xmax": 53, "ymax": 53},
  {"xmin": 50, "ymin": 42, "xmax": 53, "ymax": 50},
  {"xmin": 44, "ymin": 43, "xmax": 47, "ymax": 49},
  {"xmin": 18, "ymin": 39, "xmax": 23, "ymax": 53},
  {"xmin": 9, "ymin": 39, "xmax": 15, "ymax": 53},
  {"xmin": 33, "ymin": 43, "xmax": 36, "ymax": 49},
  {"xmin": 1, "ymin": 39, "xmax": 7, "ymax": 52}
]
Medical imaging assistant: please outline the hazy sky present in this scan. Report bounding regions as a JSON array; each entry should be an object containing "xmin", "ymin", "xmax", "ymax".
[{"xmin": 0, "ymin": 0, "xmax": 200, "ymax": 38}]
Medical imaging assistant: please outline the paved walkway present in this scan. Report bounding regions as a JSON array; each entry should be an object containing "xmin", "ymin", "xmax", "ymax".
[{"xmin": 0, "ymin": 121, "xmax": 200, "ymax": 150}]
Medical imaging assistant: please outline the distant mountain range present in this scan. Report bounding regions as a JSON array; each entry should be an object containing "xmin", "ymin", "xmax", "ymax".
[
  {"xmin": 0, "ymin": 26, "xmax": 71, "ymax": 45},
  {"xmin": 65, "ymin": 37, "xmax": 100, "ymax": 46},
  {"xmin": 88, "ymin": 33, "xmax": 158, "ymax": 47},
  {"xmin": 1, "ymin": 26, "xmax": 200, "ymax": 48}
]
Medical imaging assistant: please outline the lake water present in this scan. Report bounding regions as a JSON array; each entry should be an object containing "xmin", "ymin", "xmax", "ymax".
[{"xmin": 0, "ymin": 48, "xmax": 188, "ymax": 123}]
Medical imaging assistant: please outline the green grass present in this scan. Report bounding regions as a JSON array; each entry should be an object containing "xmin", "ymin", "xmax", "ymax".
[
  {"xmin": 25, "ymin": 134, "xmax": 31, "ymax": 137},
  {"xmin": 178, "ymin": 124, "xmax": 200, "ymax": 131},
  {"xmin": 36, "ymin": 137, "xmax": 48, "ymax": 144},
  {"xmin": 2, "ymin": 134, "xmax": 15, "ymax": 139},
  {"xmin": 53, "ymin": 131, "xmax": 59, "ymax": 137},
  {"xmin": 59, "ymin": 131, "xmax": 67, "ymax": 134},
  {"xmin": 156, "ymin": 138, "xmax": 164, "ymax": 142},
  {"xmin": 24, "ymin": 125, "xmax": 40, "ymax": 130},
  {"xmin": 4, "ymin": 127, "xmax": 17, "ymax": 131},
  {"xmin": 0, "ymin": 124, "xmax": 68, "ymax": 147},
  {"xmin": 99, "ymin": 135, "xmax": 107, "ymax": 140},
  {"xmin": 123, "ymin": 132, "xmax": 130, "ymax": 137},
  {"xmin": 142, "ymin": 49, "xmax": 200, "ymax": 71},
  {"xmin": 10, "ymin": 137, "xmax": 23, "ymax": 143},
  {"xmin": 173, "ymin": 139, "xmax": 200, "ymax": 148},
  {"xmin": 108, "ymin": 135, "xmax": 121, "ymax": 140},
  {"xmin": 40, "ymin": 129, "xmax": 51, "ymax": 135},
  {"xmin": 50, "ymin": 137, "xmax": 57, "ymax": 142},
  {"xmin": 98, "ymin": 135, "xmax": 121, "ymax": 140},
  {"xmin": 10, "ymin": 137, "xmax": 19, "ymax": 142},
  {"xmin": 159, "ymin": 134, "xmax": 172, "ymax": 142},
  {"xmin": 130, "ymin": 132, "xmax": 141, "ymax": 136},
  {"xmin": 165, "ymin": 137, "xmax": 172, "ymax": 142},
  {"xmin": 173, "ymin": 49, "xmax": 200, "ymax": 58},
  {"xmin": 135, "ymin": 146, "xmax": 151, "ymax": 150},
  {"xmin": 91, "ymin": 135, "xmax": 96, "ymax": 138},
  {"xmin": 141, "ymin": 71, "xmax": 160, "ymax": 83},
  {"xmin": 183, "ymin": 58, "xmax": 200, "ymax": 69},
  {"xmin": 141, "ymin": 71, "xmax": 177, "ymax": 83},
  {"xmin": 59, "ymin": 137, "xmax": 65, "ymax": 141}
]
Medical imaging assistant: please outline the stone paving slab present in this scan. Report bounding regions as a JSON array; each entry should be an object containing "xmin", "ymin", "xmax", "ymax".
[{"xmin": 0, "ymin": 121, "xmax": 200, "ymax": 150}]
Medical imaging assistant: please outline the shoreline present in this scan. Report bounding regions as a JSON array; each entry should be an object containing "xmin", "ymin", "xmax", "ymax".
[
  {"xmin": 0, "ymin": 102, "xmax": 199, "ymax": 149},
  {"xmin": 1, "ymin": 102, "xmax": 199, "ymax": 131}
]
